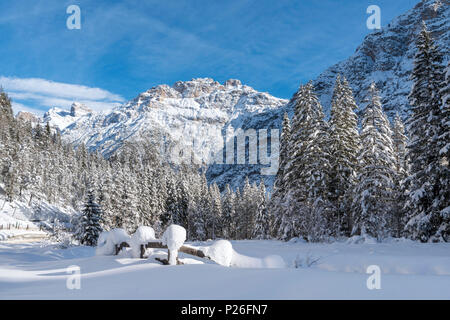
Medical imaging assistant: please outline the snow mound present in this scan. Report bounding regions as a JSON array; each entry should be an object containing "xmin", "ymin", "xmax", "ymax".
[
  {"xmin": 108, "ymin": 228, "xmax": 130, "ymax": 244},
  {"xmin": 196, "ymin": 240, "xmax": 286, "ymax": 268},
  {"xmin": 262, "ymin": 255, "xmax": 286, "ymax": 268},
  {"xmin": 131, "ymin": 226, "xmax": 156, "ymax": 244},
  {"xmin": 95, "ymin": 238, "xmax": 115, "ymax": 256},
  {"xmin": 230, "ymin": 252, "xmax": 286, "ymax": 268},
  {"xmin": 162, "ymin": 225, "xmax": 186, "ymax": 265},
  {"xmin": 130, "ymin": 226, "xmax": 156, "ymax": 258},
  {"xmin": 204, "ymin": 240, "xmax": 234, "ymax": 267},
  {"xmin": 96, "ymin": 230, "xmax": 114, "ymax": 256},
  {"xmin": 231, "ymin": 252, "xmax": 263, "ymax": 268},
  {"xmin": 96, "ymin": 229, "xmax": 130, "ymax": 256},
  {"xmin": 97, "ymin": 231, "xmax": 109, "ymax": 246}
]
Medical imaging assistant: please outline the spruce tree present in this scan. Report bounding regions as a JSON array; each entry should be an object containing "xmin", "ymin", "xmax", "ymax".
[
  {"xmin": 435, "ymin": 62, "xmax": 450, "ymax": 241},
  {"xmin": 328, "ymin": 75, "xmax": 360, "ymax": 236},
  {"xmin": 190, "ymin": 174, "xmax": 210, "ymax": 240},
  {"xmin": 208, "ymin": 183, "xmax": 222, "ymax": 239},
  {"xmin": 221, "ymin": 184, "xmax": 236, "ymax": 239},
  {"xmin": 404, "ymin": 22, "xmax": 448, "ymax": 242},
  {"xmin": 0, "ymin": 88, "xmax": 14, "ymax": 124},
  {"xmin": 352, "ymin": 83, "xmax": 395, "ymax": 240},
  {"xmin": 439, "ymin": 62, "xmax": 449, "ymax": 162},
  {"xmin": 391, "ymin": 114, "xmax": 409, "ymax": 236},
  {"xmin": 237, "ymin": 177, "xmax": 256, "ymax": 239},
  {"xmin": 272, "ymin": 112, "xmax": 291, "ymax": 198},
  {"xmin": 0, "ymin": 90, "xmax": 17, "ymax": 200},
  {"xmin": 253, "ymin": 180, "xmax": 269, "ymax": 239},
  {"xmin": 162, "ymin": 169, "xmax": 179, "ymax": 229},
  {"xmin": 270, "ymin": 112, "xmax": 291, "ymax": 238},
  {"xmin": 76, "ymin": 189, "xmax": 103, "ymax": 246},
  {"xmin": 282, "ymin": 82, "xmax": 332, "ymax": 241}
]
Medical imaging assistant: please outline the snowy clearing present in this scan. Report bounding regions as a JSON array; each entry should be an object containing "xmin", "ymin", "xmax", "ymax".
[{"xmin": 0, "ymin": 240, "xmax": 449, "ymax": 299}]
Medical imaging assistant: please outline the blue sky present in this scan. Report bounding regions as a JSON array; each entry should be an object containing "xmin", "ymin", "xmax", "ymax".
[{"xmin": 0, "ymin": 0, "xmax": 418, "ymax": 115}]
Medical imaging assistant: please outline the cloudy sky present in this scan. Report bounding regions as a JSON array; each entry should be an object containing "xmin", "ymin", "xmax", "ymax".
[{"xmin": 0, "ymin": 0, "xmax": 417, "ymax": 115}]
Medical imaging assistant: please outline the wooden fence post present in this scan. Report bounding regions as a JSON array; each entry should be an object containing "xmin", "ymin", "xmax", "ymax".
[{"xmin": 114, "ymin": 242, "xmax": 130, "ymax": 255}]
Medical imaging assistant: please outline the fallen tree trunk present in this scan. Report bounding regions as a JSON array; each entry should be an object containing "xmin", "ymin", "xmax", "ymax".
[
  {"xmin": 114, "ymin": 240, "xmax": 209, "ymax": 265},
  {"xmin": 140, "ymin": 241, "xmax": 208, "ymax": 260}
]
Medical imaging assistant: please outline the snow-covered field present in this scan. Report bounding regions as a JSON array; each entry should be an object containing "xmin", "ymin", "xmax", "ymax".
[{"xmin": 0, "ymin": 239, "xmax": 449, "ymax": 299}]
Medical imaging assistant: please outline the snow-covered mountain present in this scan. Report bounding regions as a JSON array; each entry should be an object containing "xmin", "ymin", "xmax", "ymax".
[
  {"xmin": 53, "ymin": 78, "xmax": 287, "ymax": 190},
  {"xmin": 313, "ymin": 0, "xmax": 449, "ymax": 119},
  {"xmin": 33, "ymin": 0, "xmax": 448, "ymax": 190},
  {"xmin": 43, "ymin": 103, "xmax": 93, "ymax": 130}
]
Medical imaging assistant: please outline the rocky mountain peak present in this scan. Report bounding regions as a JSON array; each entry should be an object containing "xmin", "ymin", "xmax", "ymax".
[
  {"xmin": 42, "ymin": 104, "xmax": 93, "ymax": 131},
  {"xmin": 224, "ymin": 79, "xmax": 242, "ymax": 87},
  {"xmin": 70, "ymin": 102, "xmax": 92, "ymax": 117},
  {"xmin": 172, "ymin": 78, "xmax": 223, "ymax": 98}
]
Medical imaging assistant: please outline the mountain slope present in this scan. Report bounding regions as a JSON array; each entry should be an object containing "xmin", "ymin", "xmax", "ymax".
[{"xmin": 313, "ymin": 0, "xmax": 449, "ymax": 119}]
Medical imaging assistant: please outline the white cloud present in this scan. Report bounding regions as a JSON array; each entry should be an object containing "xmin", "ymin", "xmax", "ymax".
[{"xmin": 1, "ymin": 76, "xmax": 125, "ymax": 114}]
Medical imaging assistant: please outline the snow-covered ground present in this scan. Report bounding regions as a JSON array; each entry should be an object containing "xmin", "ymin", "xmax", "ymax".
[
  {"xmin": 0, "ymin": 193, "xmax": 73, "ymax": 243},
  {"xmin": 0, "ymin": 199, "xmax": 48, "ymax": 241},
  {"xmin": 0, "ymin": 229, "xmax": 47, "ymax": 242},
  {"xmin": 0, "ymin": 239, "xmax": 449, "ymax": 299},
  {"xmin": 0, "ymin": 196, "xmax": 73, "ymax": 229}
]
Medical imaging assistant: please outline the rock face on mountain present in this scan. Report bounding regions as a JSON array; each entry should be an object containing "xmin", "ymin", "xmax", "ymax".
[
  {"xmin": 70, "ymin": 102, "xmax": 92, "ymax": 118},
  {"xmin": 313, "ymin": 0, "xmax": 449, "ymax": 119},
  {"xmin": 16, "ymin": 111, "xmax": 40, "ymax": 124}
]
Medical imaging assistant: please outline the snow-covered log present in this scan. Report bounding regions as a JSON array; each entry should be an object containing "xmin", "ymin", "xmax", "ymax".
[
  {"xmin": 140, "ymin": 241, "xmax": 207, "ymax": 259},
  {"xmin": 140, "ymin": 238, "xmax": 234, "ymax": 267}
]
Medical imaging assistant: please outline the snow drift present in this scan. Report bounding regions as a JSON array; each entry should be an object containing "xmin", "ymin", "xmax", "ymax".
[
  {"xmin": 162, "ymin": 225, "xmax": 186, "ymax": 265},
  {"xmin": 96, "ymin": 229, "xmax": 130, "ymax": 256},
  {"xmin": 129, "ymin": 226, "xmax": 156, "ymax": 258}
]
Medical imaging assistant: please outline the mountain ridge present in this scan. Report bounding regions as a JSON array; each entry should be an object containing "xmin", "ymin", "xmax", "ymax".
[{"xmin": 16, "ymin": 0, "xmax": 449, "ymax": 190}]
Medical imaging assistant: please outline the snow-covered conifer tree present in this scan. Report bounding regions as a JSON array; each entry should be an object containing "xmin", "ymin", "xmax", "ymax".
[
  {"xmin": 236, "ymin": 177, "xmax": 258, "ymax": 239},
  {"xmin": 391, "ymin": 114, "xmax": 409, "ymax": 236},
  {"xmin": 328, "ymin": 75, "xmax": 360, "ymax": 236},
  {"xmin": 282, "ymin": 82, "xmax": 332, "ymax": 241},
  {"xmin": 404, "ymin": 22, "xmax": 448, "ymax": 242},
  {"xmin": 253, "ymin": 181, "xmax": 269, "ymax": 239},
  {"xmin": 352, "ymin": 83, "xmax": 395, "ymax": 240},
  {"xmin": 208, "ymin": 183, "xmax": 222, "ymax": 239},
  {"xmin": 75, "ymin": 189, "xmax": 103, "ymax": 246},
  {"xmin": 270, "ymin": 112, "xmax": 291, "ymax": 237},
  {"xmin": 221, "ymin": 184, "xmax": 236, "ymax": 239}
]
